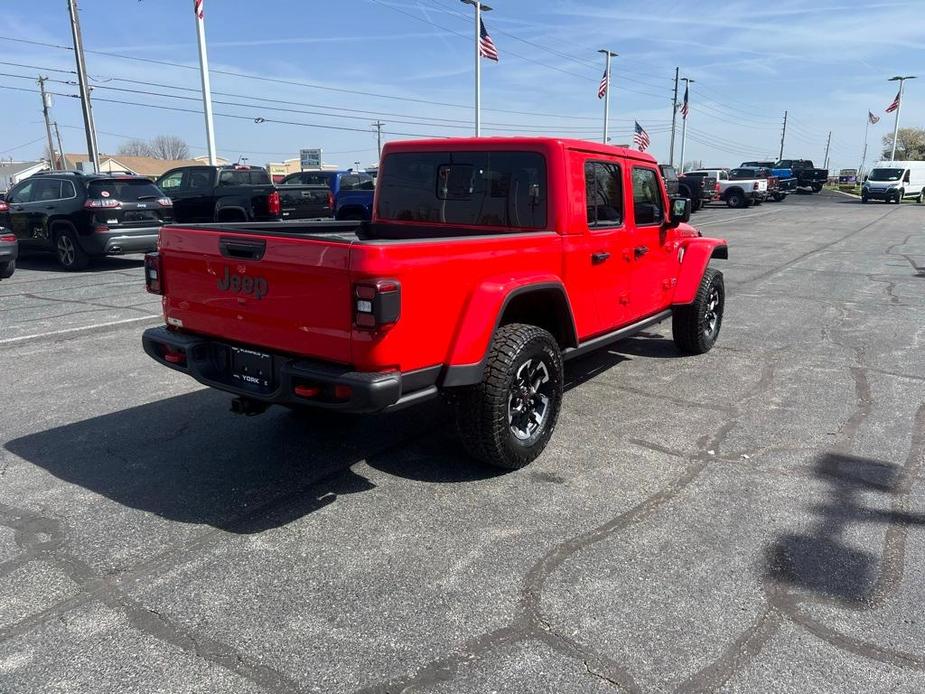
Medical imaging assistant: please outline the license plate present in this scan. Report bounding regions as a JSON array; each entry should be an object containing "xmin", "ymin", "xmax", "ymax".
[{"xmin": 230, "ymin": 346, "xmax": 274, "ymax": 390}]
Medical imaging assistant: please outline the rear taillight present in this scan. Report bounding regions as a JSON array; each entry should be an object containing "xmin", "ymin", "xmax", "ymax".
[
  {"xmin": 327, "ymin": 191, "xmax": 335, "ymax": 210},
  {"xmin": 714, "ymin": 183, "xmax": 720, "ymax": 192},
  {"xmin": 753, "ymin": 182, "xmax": 760, "ymax": 191},
  {"xmin": 157, "ymin": 197, "xmax": 173, "ymax": 207},
  {"xmin": 267, "ymin": 191, "xmax": 281, "ymax": 217},
  {"xmin": 354, "ymin": 279, "xmax": 400, "ymax": 330},
  {"xmin": 145, "ymin": 252, "xmax": 163, "ymax": 295},
  {"xmin": 0, "ymin": 233, "xmax": 15, "ymax": 242},
  {"xmin": 84, "ymin": 198, "xmax": 121, "ymax": 209},
  {"xmin": 0, "ymin": 201, "xmax": 8, "ymax": 212}
]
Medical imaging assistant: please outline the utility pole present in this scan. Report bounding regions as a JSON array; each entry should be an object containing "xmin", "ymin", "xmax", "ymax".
[
  {"xmin": 888, "ymin": 75, "xmax": 916, "ymax": 162},
  {"xmin": 678, "ymin": 77, "xmax": 693, "ymax": 172},
  {"xmin": 194, "ymin": 0, "xmax": 218, "ymax": 164},
  {"xmin": 669, "ymin": 67, "xmax": 679, "ymax": 167},
  {"xmin": 37, "ymin": 76, "xmax": 58, "ymax": 170},
  {"xmin": 823, "ymin": 130, "xmax": 832, "ymax": 170},
  {"xmin": 778, "ymin": 110, "xmax": 788, "ymax": 161},
  {"xmin": 53, "ymin": 121, "xmax": 66, "ymax": 170},
  {"xmin": 67, "ymin": 0, "xmax": 99, "ymax": 171},
  {"xmin": 598, "ymin": 49, "xmax": 618, "ymax": 145},
  {"xmin": 371, "ymin": 120, "xmax": 384, "ymax": 158},
  {"xmin": 461, "ymin": 0, "xmax": 492, "ymax": 136}
]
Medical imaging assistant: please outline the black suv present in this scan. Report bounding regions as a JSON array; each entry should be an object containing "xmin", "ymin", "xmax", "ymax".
[{"xmin": 0, "ymin": 171, "xmax": 173, "ymax": 270}]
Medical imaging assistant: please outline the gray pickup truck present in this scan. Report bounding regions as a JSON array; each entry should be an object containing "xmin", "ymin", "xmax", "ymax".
[{"xmin": 156, "ymin": 165, "xmax": 332, "ymax": 223}]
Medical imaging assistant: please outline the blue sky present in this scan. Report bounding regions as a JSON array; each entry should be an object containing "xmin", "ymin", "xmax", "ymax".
[{"xmin": 1, "ymin": 0, "xmax": 923, "ymax": 172}]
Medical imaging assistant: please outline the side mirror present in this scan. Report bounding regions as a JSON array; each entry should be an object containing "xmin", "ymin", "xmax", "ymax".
[{"xmin": 667, "ymin": 196, "xmax": 690, "ymax": 227}]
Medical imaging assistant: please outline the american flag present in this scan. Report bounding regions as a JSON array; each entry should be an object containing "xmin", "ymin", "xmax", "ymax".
[
  {"xmin": 868, "ymin": 111, "xmax": 880, "ymax": 125},
  {"xmin": 680, "ymin": 84, "xmax": 689, "ymax": 119},
  {"xmin": 597, "ymin": 69, "xmax": 608, "ymax": 99},
  {"xmin": 633, "ymin": 121, "xmax": 650, "ymax": 152},
  {"xmin": 479, "ymin": 19, "xmax": 499, "ymax": 62},
  {"xmin": 194, "ymin": 0, "xmax": 203, "ymax": 19},
  {"xmin": 885, "ymin": 90, "xmax": 900, "ymax": 113}
]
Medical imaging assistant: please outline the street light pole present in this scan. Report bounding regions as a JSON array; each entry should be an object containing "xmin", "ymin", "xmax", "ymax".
[
  {"xmin": 461, "ymin": 0, "xmax": 492, "ymax": 137},
  {"xmin": 194, "ymin": 0, "xmax": 218, "ymax": 165},
  {"xmin": 888, "ymin": 75, "xmax": 916, "ymax": 162},
  {"xmin": 598, "ymin": 49, "xmax": 618, "ymax": 145},
  {"xmin": 678, "ymin": 78, "xmax": 694, "ymax": 172}
]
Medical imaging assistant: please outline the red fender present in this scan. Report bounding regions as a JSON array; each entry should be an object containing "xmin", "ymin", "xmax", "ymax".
[
  {"xmin": 672, "ymin": 236, "xmax": 728, "ymax": 305},
  {"xmin": 445, "ymin": 272, "xmax": 571, "ymax": 368}
]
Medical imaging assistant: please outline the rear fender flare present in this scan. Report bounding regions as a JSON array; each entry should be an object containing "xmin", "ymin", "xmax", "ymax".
[
  {"xmin": 442, "ymin": 275, "xmax": 576, "ymax": 387},
  {"xmin": 672, "ymin": 238, "xmax": 728, "ymax": 305},
  {"xmin": 214, "ymin": 203, "xmax": 248, "ymax": 222}
]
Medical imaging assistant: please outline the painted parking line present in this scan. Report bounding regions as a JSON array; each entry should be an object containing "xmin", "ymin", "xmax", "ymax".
[{"xmin": 0, "ymin": 315, "xmax": 160, "ymax": 346}]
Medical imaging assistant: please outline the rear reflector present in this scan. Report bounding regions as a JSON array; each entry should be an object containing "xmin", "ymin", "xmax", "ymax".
[
  {"xmin": 333, "ymin": 385, "xmax": 353, "ymax": 401},
  {"xmin": 294, "ymin": 384, "xmax": 321, "ymax": 398},
  {"xmin": 163, "ymin": 349, "xmax": 186, "ymax": 365}
]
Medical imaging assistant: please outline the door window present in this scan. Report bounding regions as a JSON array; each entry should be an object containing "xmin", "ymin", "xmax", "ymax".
[
  {"xmin": 631, "ymin": 167, "xmax": 664, "ymax": 226},
  {"xmin": 8, "ymin": 181, "xmax": 35, "ymax": 203},
  {"xmin": 32, "ymin": 179, "xmax": 63, "ymax": 201},
  {"xmin": 188, "ymin": 170, "xmax": 212, "ymax": 190},
  {"xmin": 585, "ymin": 161, "xmax": 623, "ymax": 228},
  {"xmin": 158, "ymin": 170, "xmax": 185, "ymax": 191}
]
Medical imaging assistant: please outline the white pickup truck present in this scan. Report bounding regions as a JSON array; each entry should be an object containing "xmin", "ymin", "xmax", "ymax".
[{"xmin": 688, "ymin": 168, "xmax": 767, "ymax": 208}]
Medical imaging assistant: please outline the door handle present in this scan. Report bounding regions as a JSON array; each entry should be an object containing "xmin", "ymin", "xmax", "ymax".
[
  {"xmin": 634, "ymin": 245, "xmax": 649, "ymax": 258},
  {"xmin": 591, "ymin": 251, "xmax": 611, "ymax": 265}
]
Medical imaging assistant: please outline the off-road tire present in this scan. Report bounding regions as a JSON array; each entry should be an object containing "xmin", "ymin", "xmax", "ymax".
[
  {"xmin": 453, "ymin": 323, "xmax": 563, "ymax": 470},
  {"xmin": 672, "ymin": 268, "xmax": 724, "ymax": 355},
  {"xmin": 54, "ymin": 225, "xmax": 90, "ymax": 271}
]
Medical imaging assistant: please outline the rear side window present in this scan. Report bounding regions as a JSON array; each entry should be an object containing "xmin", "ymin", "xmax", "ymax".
[
  {"xmin": 219, "ymin": 169, "xmax": 270, "ymax": 186},
  {"xmin": 585, "ymin": 161, "xmax": 622, "ymax": 227},
  {"xmin": 88, "ymin": 179, "xmax": 164, "ymax": 202},
  {"xmin": 631, "ymin": 167, "xmax": 664, "ymax": 226},
  {"xmin": 283, "ymin": 172, "xmax": 331, "ymax": 187},
  {"xmin": 32, "ymin": 179, "xmax": 63, "ymax": 201},
  {"xmin": 339, "ymin": 173, "xmax": 375, "ymax": 191},
  {"xmin": 377, "ymin": 151, "xmax": 547, "ymax": 229}
]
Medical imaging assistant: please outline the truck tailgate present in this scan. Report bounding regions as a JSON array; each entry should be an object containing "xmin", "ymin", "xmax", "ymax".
[
  {"xmin": 158, "ymin": 226, "xmax": 353, "ymax": 363},
  {"xmin": 278, "ymin": 185, "xmax": 332, "ymax": 219}
]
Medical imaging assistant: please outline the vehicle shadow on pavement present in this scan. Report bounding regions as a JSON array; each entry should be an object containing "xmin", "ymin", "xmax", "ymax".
[
  {"xmin": 764, "ymin": 452, "xmax": 925, "ymax": 605},
  {"xmin": 15, "ymin": 254, "xmax": 145, "ymax": 273},
  {"xmin": 5, "ymin": 388, "xmax": 457, "ymax": 534}
]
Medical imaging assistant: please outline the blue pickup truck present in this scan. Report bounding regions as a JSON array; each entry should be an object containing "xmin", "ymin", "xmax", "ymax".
[
  {"xmin": 740, "ymin": 161, "xmax": 796, "ymax": 201},
  {"xmin": 279, "ymin": 169, "xmax": 375, "ymax": 221}
]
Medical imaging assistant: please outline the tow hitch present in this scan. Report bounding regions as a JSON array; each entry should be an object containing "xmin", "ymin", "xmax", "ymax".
[{"xmin": 230, "ymin": 396, "xmax": 269, "ymax": 416}]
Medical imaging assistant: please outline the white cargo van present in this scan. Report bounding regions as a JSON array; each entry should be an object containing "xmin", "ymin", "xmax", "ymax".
[{"xmin": 862, "ymin": 161, "xmax": 925, "ymax": 203}]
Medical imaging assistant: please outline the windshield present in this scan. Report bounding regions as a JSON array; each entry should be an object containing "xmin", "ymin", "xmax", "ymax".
[
  {"xmin": 87, "ymin": 179, "xmax": 163, "ymax": 201},
  {"xmin": 868, "ymin": 168, "xmax": 903, "ymax": 181},
  {"xmin": 377, "ymin": 151, "xmax": 547, "ymax": 229}
]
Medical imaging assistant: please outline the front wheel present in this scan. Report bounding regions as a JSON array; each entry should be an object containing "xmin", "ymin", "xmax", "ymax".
[
  {"xmin": 672, "ymin": 268, "xmax": 724, "ymax": 355},
  {"xmin": 453, "ymin": 324, "xmax": 563, "ymax": 470}
]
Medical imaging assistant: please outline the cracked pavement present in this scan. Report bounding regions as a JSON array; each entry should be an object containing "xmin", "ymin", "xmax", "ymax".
[{"xmin": 1, "ymin": 191, "xmax": 923, "ymax": 692}]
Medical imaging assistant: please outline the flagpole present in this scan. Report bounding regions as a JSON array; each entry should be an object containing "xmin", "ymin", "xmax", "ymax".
[
  {"xmin": 462, "ymin": 0, "xmax": 491, "ymax": 137},
  {"xmin": 598, "ymin": 50, "xmax": 617, "ymax": 145},
  {"xmin": 194, "ymin": 0, "xmax": 217, "ymax": 165},
  {"xmin": 678, "ymin": 77, "xmax": 693, "ymax": 172},
  {"xmin": 888, "ymin": 75, "xmax": 916, "ymax": 162},
  {"xmin": 859, "ymin": 116, "xmax": 870, "ymax": 177}
]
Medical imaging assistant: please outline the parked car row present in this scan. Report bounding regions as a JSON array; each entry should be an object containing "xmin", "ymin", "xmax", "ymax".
[{"xmin": 0, "ymin": 162, "xmax": 374, "ymax": 271}]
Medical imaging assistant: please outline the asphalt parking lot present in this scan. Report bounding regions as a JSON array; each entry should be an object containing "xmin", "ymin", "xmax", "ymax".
[{"xmin": 1, "ymin": 191, "xmax": 924, "ymax": 693}]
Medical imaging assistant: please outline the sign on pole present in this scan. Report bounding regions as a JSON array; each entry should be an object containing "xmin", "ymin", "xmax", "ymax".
[{"xmin": 300, "ymin": 148, "xmax": 322, "ymax": 169}]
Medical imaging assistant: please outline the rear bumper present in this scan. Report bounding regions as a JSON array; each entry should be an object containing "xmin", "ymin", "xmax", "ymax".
[
  {"xmin": 0, "ymin": 242, "xmax": 17, "ymax": 264},
  {"xmin": 80, "ymin": 226, "xmax": 161, "ymax": 256},
  {"xmin": 142, "ymin": 326, "xmax": 439, "ymax": 413}
]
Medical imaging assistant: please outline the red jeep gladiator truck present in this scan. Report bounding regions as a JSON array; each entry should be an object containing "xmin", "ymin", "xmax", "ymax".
[{"xmin": 142, "ymin": 137, "xmax": 727, "ymax": 469}]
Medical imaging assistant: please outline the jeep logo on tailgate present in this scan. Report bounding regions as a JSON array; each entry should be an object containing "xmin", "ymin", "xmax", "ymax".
[{"xmin": 217, "ymin": 266, "xmax": 268, "ymax": 300}]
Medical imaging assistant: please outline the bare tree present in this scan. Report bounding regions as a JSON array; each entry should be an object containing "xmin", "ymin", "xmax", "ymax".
[
  {"xmin": 148, "ymin": 135, "xmax": 190, "ymax": 160},
  {"xmin": 881, "ymin": 127, "xmax": 925, "ymax": 160},
  {"xmin": 117, "ymin": 139, "xmax": 154, "ymax": 157}
]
